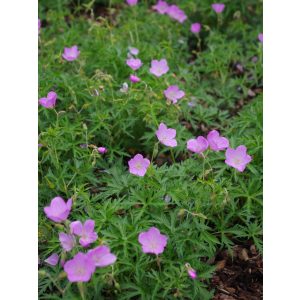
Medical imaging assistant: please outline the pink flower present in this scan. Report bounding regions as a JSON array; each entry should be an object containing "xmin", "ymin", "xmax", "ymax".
[
  {"xmin": 126, "ymin": 0, "xmax": 138, "ymax": 6},
  {"xmin": 129, "ymin": 74, "xmax": 141, "ymax": 83},
  {"xmin": 153, "ymin": 0, "xmax": 170, "ymax": 14},
  {"xmin": 156, "ymin": 123, "xmax": 177, "ymax": 147},
  {"xmin": 38, "ymin": 19, "xmax": 41, "ymax": 33},
  {"xmin": 70, "ymin": 220, "xmax": 98, "ymax": 247},
  {"xmin": 164, "ymin": 85, "xmax": 185, "ymax": 104},
  {"xmin": 64, "ymin": 252, "xmax": 96, "ymax": 282},
  {"xmin": 59, "ymin": 232, "xmax": 76, "ymax": 252},
  {"xmin": 211, "ymin": 3, "xmax": 225, "ymax": 14},
  {"xmin": 44, "ymin": 196, "xmax": 72, "ymax": 222},
  {"xmin": 129, "ymin": 47, "xmax": 139, "ymax": 56},
  {"xmin": 126, "ymin": 58, "xmax": 142, "ymax": 71},
  {"xmin": 191, "ymin": 23, "xmax": 201, "ymax": 34},
  {"xmin": 128, "ymin": 154, "xmax": 150, "ymax": 177},
  {"xmin": 39, "ymin": 91, "xmax": 57, "ymax": 109},
  {"xmin": 166, "ymin": 5, "xmax": 187, "ymax": 23},
  {"xmin": 150, "ymin": 59, "xmax": 169, "ymax": 77},
  {"xmin": 138, "ymin": 227, "xmax": 168, "ymax": 255},
  {"xmin": 187, "ymin": 136, "xmax": 208, "ymax": 154},
  {"xmin": 45, "ymin": 253, "xmax": 59, "ymax": 266},
  {"xmin": 62, "ymin": 45, "xmax": 80, "ymax": 61},
  {"xmin": 87, "ymin": 245, "xmax": 117, "ymax": 267},
  {"xmin": 225, "ymin": 145, "xmax": 252, "ymax": 172},
  {"xmin": 207, "ymin": 130, "xmax": 229, "ymax": 151},
  {"xmin": 185, "ymin": 263, "xmax": 197, "ymax": 279},
  {"xmin": 98, "ymin": 147, "xmax": 107, "ymax": 154},
  {"xmin": 258, "ymin": 33, "xmax": 263, "ymax": 43}
]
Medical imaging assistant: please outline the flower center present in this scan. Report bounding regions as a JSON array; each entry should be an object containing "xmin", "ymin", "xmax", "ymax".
[
  {"xmin": 150, "ymin": 241, "xmax": 157, "ymax": 250},
  {"xmin": 169, "ymin": 92, "xmax": 176, "ymax": 99},
  {"xmin": 135, "ymin": 162, "xmax": 142, "ymax": 170},
  {"xmin": 233, "ymin": 158, "xmax": 241, "ymax": 165},
  {"xmin": 76, "ymin": 267, "xmax": 85, "ymax": 275}
]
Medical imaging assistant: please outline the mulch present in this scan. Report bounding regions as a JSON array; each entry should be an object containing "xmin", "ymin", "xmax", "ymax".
[{"xmin": 211, "ymin": 242, "xmax": 263, "ymax": 300}]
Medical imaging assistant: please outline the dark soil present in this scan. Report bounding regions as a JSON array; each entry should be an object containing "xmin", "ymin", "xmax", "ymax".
[{"xmin": 211, "ymin": 242, "xmax": 263, "ymax": 300}]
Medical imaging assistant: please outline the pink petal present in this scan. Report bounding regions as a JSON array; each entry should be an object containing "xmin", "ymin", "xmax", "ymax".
[{"xmin": 70, "ymin": 221, "xmax": 83, "ymax": 236}]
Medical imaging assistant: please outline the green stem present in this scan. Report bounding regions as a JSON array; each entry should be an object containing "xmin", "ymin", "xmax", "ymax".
[
  {"xmin": 170, "ymin": 149, "xmax": 176, "ymax": 164},
  {"xmin": 156, "ymin": 255, "xmax": 161, "ymax": 272},
  {"xmin": 151, "ymin": 142, "xmax": 159, "ymax": 163},
  {"xmin": 77, "ymin": 282, "xmax": 86, "ymax": 300},
  {"xmin": 53, "ymin": 108, "xmax": 59, "ymax": 126},
  {"xmin": 202, "ymin": 154, "xmax": 206, "ymax": 180},
  {"xmin": 197, "ymin": 36, "xmax": 201, "ymax": 52}
]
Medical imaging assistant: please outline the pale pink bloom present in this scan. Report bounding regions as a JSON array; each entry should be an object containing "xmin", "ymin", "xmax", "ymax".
[
  {"xmin": 129, "ymin": 47, "xmax": 139, "ymax": 56},
  {"xmin": 87, "ymin": 245, "xmax": 117, "ymax": 267},
  {"xmin": 39, "ymin": 91, "xmax": 57, "ymax": 109},
  {"xmin": 138, "ymin": 227, "xmax": 168, "ymax": 255},
  {"xmin": 44, "ymin": 196, "xmax": 72, "ymax": 222},
  {"xmin": 258, "ymin": 33, "xmax": 263, "ymax": 43},
  {"xmin": 64, "ymin": 252, "xmax": 96, "ymax": 282},
  {"xmin": 153, "ymin": 0, "xmax": 170, "ymax": 14},
  {"xmin": 191, "ymin": 23, "xmax": 201, "ymax": 34},
  {"xmin": 126, "ymin": 0, "xmax": 138, "ymax": 6},
  {"xmin": 38, "ymin": 19, "xmax": 41, "ymax": 33},
  {"xmin": 62, "ymin": 45, "xmax": 80, "ymax": 61},
  {"xmin": 225, "ymin": 145, "xmax": 252, "ymax": 172},
  {"xmin": 98, "ymin": 147, "xmax": 107, "ymax": 154},
  {"xmin": 128, "ymin": 154, "xmax": 150, "ymax": 177},
  {"xmin": 70, "ymin": 220, "xmax": 98, "ymax": 247},
  {"xmin": 164, "ymin": 85, "xmax": 185, "ymax": 104},
  {"xmin": 166, "ymin": 5, "xmax": 187, "ymax": 23},
  {"xmin": 129, "ymin": 74, "xmax": 141, "ymax": 83},
  {"xmin": 211, "ymin": 3, "xmax": 225, "ymax": 14},
  {"xmin": 59, "ymin": 233, "xmax": 76, "ymax": 252},
  {"xmin": 185, "ymin": 263, "xmax": 197, "ymax": 279},
  {"xmin": 188, "ymin": 268, "xmax": 197, "ymax": 279},
  {"xmin": 156, "ymin": 123, "xmax": 177, "ymax": 147},
  {"xmin": 187, "ymin": 136, "xmax": 208, "ymax": 154},
  {"xmin": 150, "ymin": 59, "xmax": 169, "ymax": 77},
  {"xmin": 207, "ymin": 130, "xmax": 229, "ymax": 151},
  {"xmin": 126, "ymin": 58, "xmax": 142, "ymax": 70},
  {"xmin": 45, "ymin": 253, "xmax": 59, "ymax": 266}
]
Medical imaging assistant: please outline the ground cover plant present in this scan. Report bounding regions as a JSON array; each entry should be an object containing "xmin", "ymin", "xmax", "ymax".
[{"xmin": 38, "ymin": 0, "xmax": 263, "ymax": 299}]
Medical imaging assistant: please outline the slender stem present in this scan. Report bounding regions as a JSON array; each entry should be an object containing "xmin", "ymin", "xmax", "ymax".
[
  {"xmin": 67, "ymin": 173, "xmax": 77, "ymax": 188},
  {"xmin": 151, "ymin": 142, "xmax": 158, "ymax": 163},
  {"xmin": 156, "ymin": 255, "xmax": 161, "ymax": 272},
  {"xmin": 197, "ymin": 36, "xmax": 201, "ymax": 52},
  {"xmin": 202, "ymin": 153, "xmax": 206, "ymax": 180},
  {"xmin": 53, "ymin": 108, "xmax": 59, "ymax": 126},
  {"xmin": 85, "ymin": 127, "xmax": 88, "ymax": 146},
  {"xmin": 53, "ymin": 146, "xmax": 60, "ymax": 169},
  {"xmin": 77, "ymin": 282, "xmax": 86, "ymax": 300},
  {"xmin": 170, "ymin": 149, "xmax": 176, "ymax": 164},
  {"xmin": 184, "ymin": 209, "xmax": 207, "ymax": 220},
  {"xmin": 217, "ymin": 14, "xmax": 221, "ymax": 29},
  {"xmin": 133, "ymin": 8, "xmax": 139, "ymax": 44},
  {"xmin": 233, "ymin": 169, "xmax": 238, "ymax": 183}
]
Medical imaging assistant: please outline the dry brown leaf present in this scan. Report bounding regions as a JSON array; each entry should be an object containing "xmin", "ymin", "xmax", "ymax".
[
  {"xmin": 216, "ymin": 260, "xmax": 226, "ymax": 271},
  {"xmin": 239, "ymin": 248, "xmax": 249, "ymax": 261}
]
